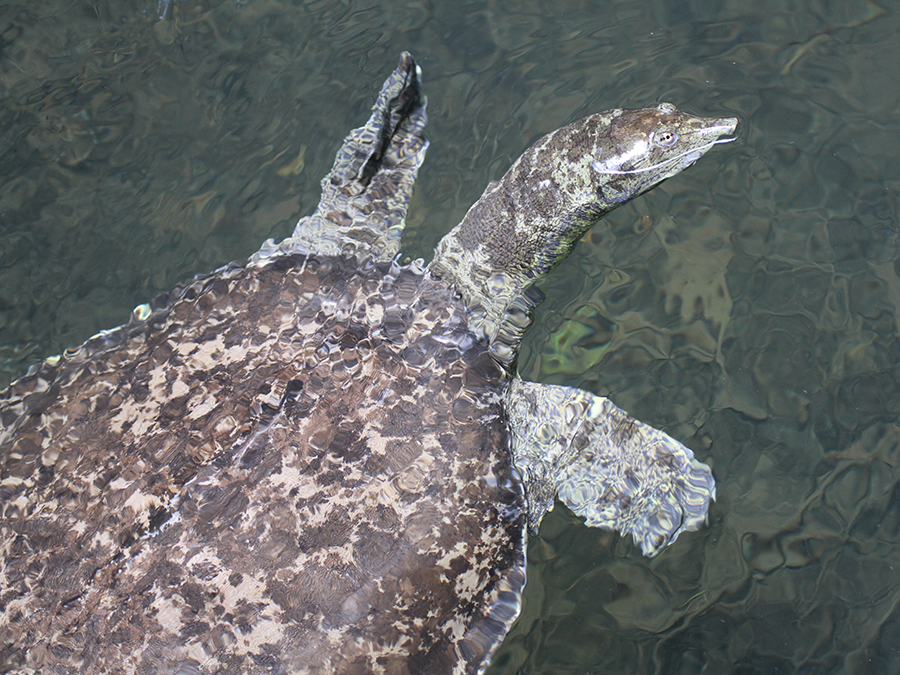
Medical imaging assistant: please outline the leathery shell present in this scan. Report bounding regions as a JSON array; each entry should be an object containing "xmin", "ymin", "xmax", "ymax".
[{"xmin": 0, "ymin": 251, "xmax": 526, "ymax": 674}]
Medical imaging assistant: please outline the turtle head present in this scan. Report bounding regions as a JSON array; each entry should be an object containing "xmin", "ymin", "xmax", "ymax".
[
  {"xmin": 586, "ymin": 103, "xmax": 738, "ymax": 206},
  {"xmin": 496, "ymin": 103, "xmax": 738, "ymax": 258},
  {"xmin": 429, "ymin": 103, "xmax": 736, "ymax": 360}
]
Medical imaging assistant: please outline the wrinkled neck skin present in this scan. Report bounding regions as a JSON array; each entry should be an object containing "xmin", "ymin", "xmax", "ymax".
[{"xmin": 429, "ymin": 103, "xmax": 737, "ymax": 368}]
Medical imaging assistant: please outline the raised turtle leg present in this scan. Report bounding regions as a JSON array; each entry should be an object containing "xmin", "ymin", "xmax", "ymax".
[
  {"xmin": 281, "ymin": 51, "xmax": 428, "ymax": 263},
  {"xmin": 506, "ymin": 378, "xmax": 715, "ymax": 557}
]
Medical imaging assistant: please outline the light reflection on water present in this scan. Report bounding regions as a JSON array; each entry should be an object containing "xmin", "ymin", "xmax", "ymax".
[{"xmin": 1, "ymin": 1, "xmax": 899, "ymax": 673}]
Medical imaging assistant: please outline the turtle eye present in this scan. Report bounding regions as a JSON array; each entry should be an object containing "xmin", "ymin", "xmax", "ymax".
[{"xmin": 653, "ymin": 130, "xmax": 678, "ymax": 147}]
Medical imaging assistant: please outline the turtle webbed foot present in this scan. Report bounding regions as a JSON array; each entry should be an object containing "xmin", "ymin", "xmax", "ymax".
[
  {"xmin": 285, "ymin": 52, "xmax": 429, "ymax": 262},
  {"xmin": 507, "ymin": 378, "xmax": 715, "ymax": 557}
]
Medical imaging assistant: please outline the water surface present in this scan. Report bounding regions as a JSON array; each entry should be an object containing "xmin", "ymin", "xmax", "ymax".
[{"xmin": 1, "ymin": 1, "xmax": 899, "ymax": 673}]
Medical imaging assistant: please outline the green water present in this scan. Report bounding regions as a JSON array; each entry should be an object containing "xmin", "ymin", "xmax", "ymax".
[{"xmin": 2, "ymin": 0, "xmax": 899, "ymax": 673}]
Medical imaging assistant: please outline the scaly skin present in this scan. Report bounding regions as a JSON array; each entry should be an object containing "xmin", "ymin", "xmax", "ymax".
[{"xmin": 430, "ymin": 103, "xmax": 737, "ymax": 364}]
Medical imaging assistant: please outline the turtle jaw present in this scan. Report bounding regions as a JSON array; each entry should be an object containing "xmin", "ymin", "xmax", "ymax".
[
  {"xmin": 694, "ymin": 115, "xmax": 739, "ymax": 142},
  {"xmin": 671, "ymin": 115, "xmax": 738, "ymax": 172},
  {"xmin": 709, "ymin": 115, "xmax": 739, "ymax": 138}
]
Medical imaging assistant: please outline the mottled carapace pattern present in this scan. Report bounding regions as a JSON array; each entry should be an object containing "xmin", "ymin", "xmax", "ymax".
[
  {"xmin": 0, "ymin": 251, "xmax": 525, "ymax": 674},
  {"xmin": 1, "ymin": 53, "xmax": 526, "ymax": 674}
]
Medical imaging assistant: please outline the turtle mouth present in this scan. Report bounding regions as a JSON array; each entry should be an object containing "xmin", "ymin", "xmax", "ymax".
[
  {"xmin": 675, "ymin": 132, "xmax": 738, "ymax": 170},
  {"xmin": 592, "ymin": 132, "xmax": 737, "ymax": 176},
  {"xmin": 680, "ymin": 116, "xmax": 739, "ymax": 156},
  {"xmin": 708, "ymin": 116, "xmax": 739, "ymax": 139}
]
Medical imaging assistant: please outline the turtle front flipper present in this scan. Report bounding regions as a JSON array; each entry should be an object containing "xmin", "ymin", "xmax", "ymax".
[
  {"xmin": 507, "ymin": 378, "xmax": 715, "ymax": 557},
  {"xmin": 281, "ymin": 51, "xmax": 428, "ymax": 262}
]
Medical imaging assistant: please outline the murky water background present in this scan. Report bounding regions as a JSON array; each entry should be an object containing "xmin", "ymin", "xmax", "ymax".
[{"xmin": 2, "ymin": 0, "xmax": 899, "ymax": 673}]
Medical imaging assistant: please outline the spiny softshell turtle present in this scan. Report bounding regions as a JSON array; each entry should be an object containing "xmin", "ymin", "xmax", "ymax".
[{"xmin": 0, "ymin": 53, "xmax": 736, "ymax": 674}]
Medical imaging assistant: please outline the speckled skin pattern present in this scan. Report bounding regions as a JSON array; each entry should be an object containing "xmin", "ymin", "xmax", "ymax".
[
  {"xmin": 0, "ymin": 52, "xmax": 736, "ymax": 674},
  {"xmin": 431, "ymin": 103, "xmax": 738, "ymax": 351},
  {"xmin": 429, "ymin": 89, "xmax": 735, "ymax": 559}
]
